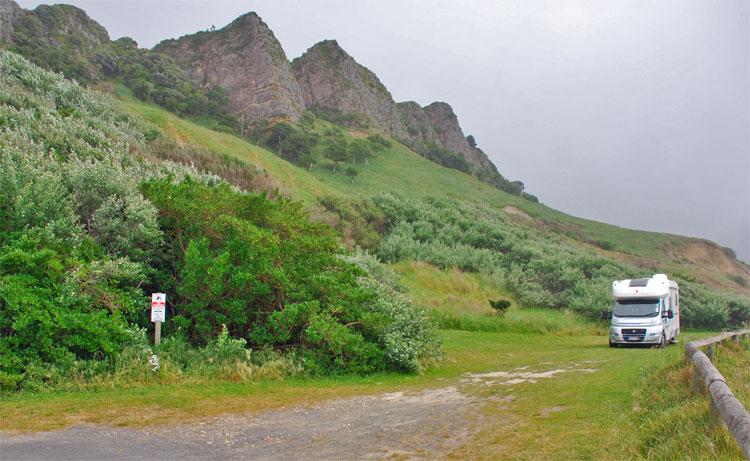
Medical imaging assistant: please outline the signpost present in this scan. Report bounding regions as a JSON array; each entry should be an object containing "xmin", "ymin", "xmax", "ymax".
[{"xmin": 151, "ymin": 293, "xmax": 166, "ymax": 345}]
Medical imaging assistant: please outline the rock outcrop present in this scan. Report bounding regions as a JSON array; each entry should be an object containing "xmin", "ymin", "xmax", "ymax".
[
  {"xmin": 155, "ymin": 12, "xmax": 305, "ymax": 122},
  {"xmin": 398, "ymin": 100, "xmax": 497, "ymax": 175},
  {"xmin": 292, "ymin": 40, "xmax": 408, "ymax": 138},
  {"xmin": 291, "ymin": 40, "xmax": 497, "ymax": 178},
  {"xmin": 0, "ymin": 0, "xmax": 21, "ymax": 44}
]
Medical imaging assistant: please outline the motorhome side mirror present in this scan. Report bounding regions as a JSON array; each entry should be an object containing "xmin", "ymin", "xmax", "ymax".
[{"xmin": 667, "ymin": 309, "xmax": 674, "ymax": 319}]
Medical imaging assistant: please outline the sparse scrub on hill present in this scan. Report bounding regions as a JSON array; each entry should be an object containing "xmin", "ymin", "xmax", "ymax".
[
  {"xmin": 420, "ymin": 142, "xmax": 471, "ymax": 174},
  {"xmin": 315, "ymin": 196, "xmax": 386, "ymax": 250},
  {"xmin": 146, "ymin": 136, "xmax": 281, "ymax": 195},
  {"xmin": 0, "ymin": 52, "xmax": 440, "ymax": 391},
  {"xmin": 373, "ymin": 194, "xmax": 750, "ymax": 328},
  {"xmin": 9, "ymin": 8, "xmax": 238, "ymax": 131}
]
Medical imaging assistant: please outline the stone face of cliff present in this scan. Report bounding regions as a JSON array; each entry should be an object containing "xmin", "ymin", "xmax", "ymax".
[
  {"xmin": 0, "ymin": 0, "xmax": 21, "ymax": 44},
  {"xmin": 291, "ymin": 40, "xmax": 408, "ymax": 138},
  {"xmin": 397, "ymin": 101, "xmax": 496, "ymax": 175},
  {"xmin": 155, "ymin": 12, "xmax": 305, "ymax": 122},
  {"xmin": 291, "ymin": 40, "xmax": 497, "ymax": 177}
]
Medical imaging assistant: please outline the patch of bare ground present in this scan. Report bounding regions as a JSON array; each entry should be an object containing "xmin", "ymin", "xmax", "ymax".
[
  {"xmin": 2, "ymin": 363, "xmax": 599, "ymax": 460},
  {"xmin": 502, "ymin": 205, "xmax": 533, "ymax": 221}
]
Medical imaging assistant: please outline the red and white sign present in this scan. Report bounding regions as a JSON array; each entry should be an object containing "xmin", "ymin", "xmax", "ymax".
[{"xmin": 151, "ymin": 293, "xmax": 166, "ymax": 322}]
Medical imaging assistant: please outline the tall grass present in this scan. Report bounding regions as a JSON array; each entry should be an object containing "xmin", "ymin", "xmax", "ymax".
[
  {"xmin": 431, "ymin": 308, "xmax": 602, "ymax": 336},
  {"xmin": 392, "ymin": 260, "xmax": 603, "ymax": 335}
]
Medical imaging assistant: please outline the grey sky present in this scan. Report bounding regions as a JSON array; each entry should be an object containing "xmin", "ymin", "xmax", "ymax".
[{"xmin": 19, "ymin": 0, "xmax": 750, "ymax": 261}]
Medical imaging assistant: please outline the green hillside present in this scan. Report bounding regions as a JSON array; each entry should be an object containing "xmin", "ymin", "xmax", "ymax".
[
  {"xmin": 2, "ymin": 51, "xmax": 748, "ymax": 395},
  {"xmin": 116, "ymin": 88, "xmax": 750, "ymax": 297}
]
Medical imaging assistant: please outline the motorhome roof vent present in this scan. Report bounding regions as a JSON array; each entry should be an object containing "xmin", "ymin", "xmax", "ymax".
[
  {"xmin": 629, "ymin": 278, "xmax": 649, "ymax": 287},
  {"xmin": 652, "ymin": 273, "xmax": 669, "ymax": 282}
]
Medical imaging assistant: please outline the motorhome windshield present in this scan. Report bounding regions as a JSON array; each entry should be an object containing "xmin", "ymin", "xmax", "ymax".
[{"xmin": 613, "ymin": 299, "xmax": 660, "ymax": 317}]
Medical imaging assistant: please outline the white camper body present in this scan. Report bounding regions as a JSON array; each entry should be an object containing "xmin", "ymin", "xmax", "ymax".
[{"xmin": 609, "ymin": 274, "xmax": 679, "ymax": 347}]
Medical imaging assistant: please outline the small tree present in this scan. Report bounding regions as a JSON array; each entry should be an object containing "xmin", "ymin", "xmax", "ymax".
[
  {"xmin": 466, "ymin": 135, "xmax": 477, "ymax": 148},
  {"xmin": 489, "ymin": 299, "xmax": 511, "ymax": 316},
  {"xmin": 323, "ymin": 133, "xmax": 349, "ymax": 172},
  {"xmin": 345, "ymin": 166, "xmax": 359, "ymax": 182},
  {"xmin": 348, "ymin": 139, "xmax": 372, "ymax": 165}
]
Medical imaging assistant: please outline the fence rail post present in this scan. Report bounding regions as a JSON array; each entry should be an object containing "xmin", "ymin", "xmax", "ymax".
[{"xmin": 685, "ymin": 329, "xmax": 750, "ymax": 460}]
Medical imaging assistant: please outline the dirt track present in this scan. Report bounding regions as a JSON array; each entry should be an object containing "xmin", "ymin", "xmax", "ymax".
[
  {"xmin": 1, "ymin": 362, "xmax": 601, "ymax": 460},
  {"xmin": 1, "ymin": 386, "xmax": 479, "ymax": 460}
]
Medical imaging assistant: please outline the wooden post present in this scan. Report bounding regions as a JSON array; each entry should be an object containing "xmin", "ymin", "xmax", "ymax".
[{"xmin": 154, "ymin": 321, "xmax": 161, "ymax": 346}]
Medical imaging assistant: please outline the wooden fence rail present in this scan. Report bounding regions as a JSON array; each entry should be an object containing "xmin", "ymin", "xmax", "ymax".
[{"xmin": 684, "ymin": 329, "xmax": 750, "ymax": 459}]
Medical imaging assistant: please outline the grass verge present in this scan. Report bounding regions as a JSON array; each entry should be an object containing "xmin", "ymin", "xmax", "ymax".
[{"xmin": 626, "ymin": 336, "xmax": 749, "ymax": 460}]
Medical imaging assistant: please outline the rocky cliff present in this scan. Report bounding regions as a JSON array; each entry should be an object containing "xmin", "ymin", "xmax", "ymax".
[
  {"xmin": 291, "ymin": 40, "xmax": 408, "ymax": 138},
  {"xmin": 0, "ymin": 0, "xmax": 21, "ymax": 44},
  {"xmin": 155, "ymin": 12, "xmax": 305, "ymax": 122},
  {"xmin": 292, "ymin": 40, "xmax": 497, "ymax": 178},
  {"xmin": 398, "ymin": 100, "xmax": 497, "ymax": 175}
]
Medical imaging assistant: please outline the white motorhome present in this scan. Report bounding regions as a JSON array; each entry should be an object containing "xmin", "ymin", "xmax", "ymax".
[{"xmin": 609, "ymin": 274, "xmax": 679, "ymax": 347}]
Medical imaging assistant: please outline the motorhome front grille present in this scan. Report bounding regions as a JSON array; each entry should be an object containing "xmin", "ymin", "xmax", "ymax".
[{"xmin": 621, "ymin": 328, "xmax": 646, "ymax": 342}]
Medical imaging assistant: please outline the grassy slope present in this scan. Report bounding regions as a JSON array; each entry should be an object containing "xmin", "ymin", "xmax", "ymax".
[
  {"xmin": 116, "ymin": 95, "xmax": 749, "ymax": 295},
  {"xmin": 393, "ymin": 261, "xmax": 601, "ymax": 336}
]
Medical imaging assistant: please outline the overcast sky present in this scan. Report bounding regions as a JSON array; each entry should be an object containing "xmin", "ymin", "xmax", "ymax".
[{"xmin": 19, "ymin": 0, "xmax": 750, "ymax": 261}]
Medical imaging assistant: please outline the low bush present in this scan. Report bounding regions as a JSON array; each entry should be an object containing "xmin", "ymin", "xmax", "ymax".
[{"xmin": 489, "ymin": 299, "xmax": 512, "ymax": 315}]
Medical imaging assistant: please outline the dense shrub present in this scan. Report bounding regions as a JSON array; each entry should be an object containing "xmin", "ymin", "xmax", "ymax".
[
  {"xmin": 344, "ymin": 252, "xmax": 441, "ymax": 371},
  {"xmin": 255, "ymin": 121, "xmax": 319, "ymax": 167},
  {"xmin": 316, "ymin": 196, "xmax": 386, "ymax": 250},
  {"xmin": 142, "ymin": 179, "xmax": 440, "ymax": 374},
  {"xmin": 489, "ymin": 299, "xmax": 511, "ymax": 315}
]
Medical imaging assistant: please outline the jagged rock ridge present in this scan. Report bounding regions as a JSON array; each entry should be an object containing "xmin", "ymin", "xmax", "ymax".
[
  {"xmin": 291, "ymin": 39, "xmax": 408, "ymax": 139},
  {"xmin": 292, "ymin": 40, "xmax": 498, "ymax": 179},
  {"xmin": 154, "ymin": 12, "xmax": 305, "ymax": 122},
  {"xmin": 398, "ymin": 101, "xmax": 496, "ymax": 174},
  {"xmin": 1, "ymin": 3, "xmax": 518, "ymax": 195}
]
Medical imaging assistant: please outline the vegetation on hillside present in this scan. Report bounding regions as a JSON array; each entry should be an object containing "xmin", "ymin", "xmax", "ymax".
[
  {"xmin": 7, "ymin": 5, "xmax": 236, "ymax": 129},
  {"xmin": 347, "ymin": 194, "xmax": 748, "ymax": 328},
  {"xmin": 251, "ymin": 117, "xmax": 392, "ymax": 177},
  {"xmin": 0, "ymin": 51, "xmax": 439, "ymax": 391}
]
